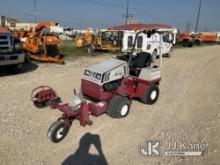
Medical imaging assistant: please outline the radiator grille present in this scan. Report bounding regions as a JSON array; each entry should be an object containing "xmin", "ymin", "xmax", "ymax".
[{"xmin": 81, "ymin": 79, "xmax": 101, "ymax": 100}]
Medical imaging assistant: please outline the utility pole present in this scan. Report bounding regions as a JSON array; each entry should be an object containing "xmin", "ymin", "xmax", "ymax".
[
  {"xmin": 34, "ymin": 0, "xmax": 37, "ymax": 23},
  {"xmin": 185, "ymin": 22, "xmax": 191, "ymax": 32},
  {"xmin": 123, "ymin": 0, "xmax": 133, "ymax": 25},
  {"xmin": 195, "ymin": 0, "xmax": 202, "ymax": 33}
]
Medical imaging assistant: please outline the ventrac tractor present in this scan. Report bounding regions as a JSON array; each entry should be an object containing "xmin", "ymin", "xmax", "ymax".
[{"xmin": 31, "ymin": 29, "xmax": 169, "ymax": 143}]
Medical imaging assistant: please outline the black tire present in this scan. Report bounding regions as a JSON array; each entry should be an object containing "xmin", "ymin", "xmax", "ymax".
[
  {"xmin": 47, "ymin": 120, "xmax": 69, "ymax": 143},
  {"xmin": 140, "ymin": 85, "xmax": 159, "ymax": 105},
  {"xmin": 8, "ymin": 63, "xmax": 23, "ymax": 74},
  {"xmin": 33, "ymin": 93, "xmax": 47, "ymax": 108},
  {"xmin": 33, "ymin": 101, "xmax": 47, "ymax": 108},
  {"xmin": 107, "ymin": 95, "xmax": 131, "ymax": 118},
  {"xmin": 187, "ymin": 40, "xmax": 193, "ymax": 47}
]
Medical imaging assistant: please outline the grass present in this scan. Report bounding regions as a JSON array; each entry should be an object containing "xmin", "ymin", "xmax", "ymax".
[
  {"xmin": 60, "ymin": 40, "xmax": 114, "ymax": 60},
  {"xmin": 60, "ymin": 40, "xmax": 89, "ymax": 58}
]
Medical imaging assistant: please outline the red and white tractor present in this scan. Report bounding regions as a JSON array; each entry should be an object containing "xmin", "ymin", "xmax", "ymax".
[{"xmin": 31, "ymin": 29, "xmax": 167, "ymax": 143}]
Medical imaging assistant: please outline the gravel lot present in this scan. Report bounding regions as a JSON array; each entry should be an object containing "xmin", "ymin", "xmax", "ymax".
[{"xmin": 0, "ymin": 46, "xmax": 220, "ymax": 165}]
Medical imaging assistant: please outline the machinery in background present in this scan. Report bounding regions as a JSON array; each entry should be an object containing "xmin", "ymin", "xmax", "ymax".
[
  {"xmin": 88, "ymin": 30, "xmax": 124, "ymax": 53},
  {"xmin": 194, "ymin": 32, "xmax": 220, "ymax": 45},
  {"xmin": 122, "ymin": 28, "xmax": 177, "ymax": 61},
  {"xmin": 177, "ymin": 32, "xmax": 194, "ymax": 47},
  {"xmin": 23, "ymin": 22, "xmax": 64, "ymax": 64},
  {"xmin": 0, "ymin": 27, "xmax": 25, "ymax": 73},
  {"xmin": 177, "ymin": 31, "xmax": 220, "ymax": 47},
  {"xmin": 75, "ymin": 31, "xmax": 94, "ymax": 48},
  {"xmin": 75, "ymin": 30, "xmax": 124, "ymax": 53}
]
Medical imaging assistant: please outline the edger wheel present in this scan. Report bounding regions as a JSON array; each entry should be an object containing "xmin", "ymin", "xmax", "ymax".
[
  {"xmin": 47, "ymin": 120, "xmax": 69, "ymax": 143},
  {"xmin": 33, "ymin": 93, "xmax": 47, "ymax": 108},
  {"xmin": 107, "ymin": 95, "xmax": 131, "ymax": 118},
  {"xmin": 140, "ymin": 85, "xmax": 159, "ymax": 105},
  {"xmin": 33, "ymin": 101, "xmax": 47, "ymax": 108}
]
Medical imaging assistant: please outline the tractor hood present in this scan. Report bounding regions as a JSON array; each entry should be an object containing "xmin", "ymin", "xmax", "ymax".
[
  {"xmin": 87, "ymin": 58, "xmax": 127, "ymax": 74},
  {"xmin": 83, "ymin": 58, "xmax": 128, "ymax": 84}
]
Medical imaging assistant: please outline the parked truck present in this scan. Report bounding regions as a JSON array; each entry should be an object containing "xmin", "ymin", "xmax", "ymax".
[
  {"xmin": 122, "ymin": 28, "xmax": 177, "ymax": 61},
  {"xmin": 0, "ymin": 27, "xmax": 25, "ymax": 73}
]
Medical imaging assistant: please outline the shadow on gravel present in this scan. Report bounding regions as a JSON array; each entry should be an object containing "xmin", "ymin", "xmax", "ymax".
[
  {"xmin": 62, "ymin": 133, "xmax": 108, "ymax": 165},
  {"xmin": 0, "ymin": 60, "xmax": 38, "ymax": 77}
]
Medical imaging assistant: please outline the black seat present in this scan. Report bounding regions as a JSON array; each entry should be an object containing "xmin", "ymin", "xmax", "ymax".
[{"xmin": 129, "ymin": 52, "xmax": 152, "ymax": 76}]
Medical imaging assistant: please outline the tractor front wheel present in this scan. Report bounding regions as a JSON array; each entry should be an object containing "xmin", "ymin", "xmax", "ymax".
[
  {"xmin": 107, "ymin": 95, "xmax": 131, "ymax": 118},
  {"xmin": 140, "ymin": 85, "xmax": 159, "ymax": 105},
  {"xmin": 47, "ymin": 120, "xmax": 70, "ymax": 143}
]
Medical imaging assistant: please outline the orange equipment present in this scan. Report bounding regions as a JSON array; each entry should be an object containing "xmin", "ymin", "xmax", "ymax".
[
  {"xmin": 194, "ymin": 33, "xmax": 218, "ymax": 44},
  {"xmin": 75, "ymin": 31, "xmax": 93, "ymax": 48},
  {"xmin": 88, "ymin": 30, "xmax": 123, "ymax": 53},
  {"xmin": 23, "ymin": 22, "xmax": 64, "ymax": 64},
  {"xmin": 177, "ymin": 32, "xmax": 194, "ymax": 47}
]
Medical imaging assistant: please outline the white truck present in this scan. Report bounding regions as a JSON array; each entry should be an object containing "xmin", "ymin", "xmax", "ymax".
[
  {"xmin": 122, "ymin": 28, "xmax": 177, "ymax": 61},
  {"xmin": 0, "ymin": 27, "xmax": 25, "ymax": 73}
]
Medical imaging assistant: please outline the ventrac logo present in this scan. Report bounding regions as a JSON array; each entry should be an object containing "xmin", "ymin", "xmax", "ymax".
[{"xmin": 113, "ymin": 71, "xmax": 123, "ymax": 77}]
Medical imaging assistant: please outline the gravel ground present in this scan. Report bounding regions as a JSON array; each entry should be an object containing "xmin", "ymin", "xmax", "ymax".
[{"xmin": 0, "ymin": 46, "xmax": 220, "ymax": 165}]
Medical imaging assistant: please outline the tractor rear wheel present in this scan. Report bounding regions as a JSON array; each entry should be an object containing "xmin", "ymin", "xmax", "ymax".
[
  {"xmin": 47, "ymin": 120, "xmax": 70, "ymax": 143},
  {"xmin": 107, "ymin": 95, "xmax": 131, "ymax": 118},
  {"xmin": 140, "ymin": 85, "xmax": 159, "ymax": 105}
]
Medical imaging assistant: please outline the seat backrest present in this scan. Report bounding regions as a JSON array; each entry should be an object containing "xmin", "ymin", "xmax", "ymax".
[{"xmin": 132, "ymin": 52, "xmax": 152, "ymax": 68}]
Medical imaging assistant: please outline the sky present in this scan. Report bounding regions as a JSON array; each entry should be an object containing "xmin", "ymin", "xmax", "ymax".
[{"xmin": 0, "ymin": 0, "xmax": 220, "ymax": 32}]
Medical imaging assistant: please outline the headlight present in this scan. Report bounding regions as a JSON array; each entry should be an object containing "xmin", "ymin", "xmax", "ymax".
[
  {"xmin": 84, "ymin": 70, "xmax": 102, "ymax": 81},
  {"xmin": 14, "ymin": 43, "xmax": 22, "ymax": 51},
  {"xmin": 15, "ymin": 43, "xmax": 22, "ymax": 48},
  {"xmin": 84, "ymin": 70, "xmax": 90, "ymax": 76},
  {"xmin": 95, "ymin": 73, "xmax": 101, "ymax": 80}
]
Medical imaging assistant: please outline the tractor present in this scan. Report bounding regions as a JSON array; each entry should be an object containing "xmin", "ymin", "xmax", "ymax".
[{"xmin": 31, "ymin": 29, "xmax": 168, "ymax": 143}]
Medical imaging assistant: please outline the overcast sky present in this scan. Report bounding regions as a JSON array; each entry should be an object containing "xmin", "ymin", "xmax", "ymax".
[{"xmin": 0, "ymin": 0, "xmax": 220, "ymax": 31}]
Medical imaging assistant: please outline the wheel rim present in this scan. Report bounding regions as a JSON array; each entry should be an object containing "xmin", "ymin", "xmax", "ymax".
[
  {"xmin": 150, "ymin": 90, "xmax": 157, "ymax": 100},
  {"xmin": 121, "ymin": 104, "xmax": 129, "ymax": 116},
  {"xmin": 56, "ymin": 127, "xmax": 64, "ymax": 139}
]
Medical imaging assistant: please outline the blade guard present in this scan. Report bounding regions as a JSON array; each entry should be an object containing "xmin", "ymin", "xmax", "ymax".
[{"xmin": 31, "ymin": 86, "xmax": 57, "ymax": 106}]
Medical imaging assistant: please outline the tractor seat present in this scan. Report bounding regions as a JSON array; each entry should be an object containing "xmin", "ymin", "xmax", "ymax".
[{"xmin": 129, "ymin": 52, "xmax": 152, "ymax": 76}]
